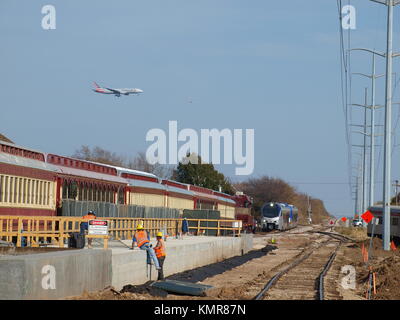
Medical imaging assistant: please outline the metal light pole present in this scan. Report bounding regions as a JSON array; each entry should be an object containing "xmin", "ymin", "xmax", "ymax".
[
  {"xmin": 351, "ymin": 50, "xmax": 385, "ymax": 208},
  {"xmin": 368, "ymin": 0, "xmax": 400, "ymax": 250},
  {"xmin": 352, "ymin": 88, "xmax": 369, "ymax": 213},
  {"xmin": 363, "ymin": 89, "xmax": 368, "ymax": 212},
  {"xmin": 382, "ymin": 0, "xmax": 394, "ymax": 251}
]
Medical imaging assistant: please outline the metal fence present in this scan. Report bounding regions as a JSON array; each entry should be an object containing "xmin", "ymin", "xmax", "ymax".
[
  {"xmin": 61, "ymin": 199, "xmax": 180, "ymax": 219},
  {"xmin": 0, "ymin": 216, "xmax": 241, "ymax": 248},
  {"xmin": 183, "ymin": 209, "xmax": 221, "ymax": 236}
]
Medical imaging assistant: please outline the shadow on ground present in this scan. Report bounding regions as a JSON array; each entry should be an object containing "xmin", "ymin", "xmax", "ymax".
[{"xmin": 166, "ymin": 244, "xmax": 277, "ymax": 283}]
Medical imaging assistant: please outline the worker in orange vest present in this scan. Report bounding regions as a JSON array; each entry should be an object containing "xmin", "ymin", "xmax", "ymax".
[
  {"xmin": 131, "ymin": 224, "xmax": 160, "ymax": 270},
  {"xmin": 154, "ymin": 232, "xmax": 166, "ymax": 280},
  {"xmin": 80, "ymin": 210, "xmax": 96, "ymax": 248}
]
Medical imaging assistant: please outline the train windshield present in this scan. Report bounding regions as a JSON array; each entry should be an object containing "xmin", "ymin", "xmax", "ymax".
[{"xmin": 262, "ymin": 204, "xmax": 280, "ymax": 218}]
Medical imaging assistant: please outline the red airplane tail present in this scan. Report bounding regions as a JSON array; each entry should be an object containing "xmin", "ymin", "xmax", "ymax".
[{"xmin": 93, "ymin": 81, "xmax": 100, "ymax": 88}]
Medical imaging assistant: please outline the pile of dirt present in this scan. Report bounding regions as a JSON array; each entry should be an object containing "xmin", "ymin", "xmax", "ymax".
[
  {"xmin": 205, "ymin": 286, "xmax": 248, "ymax": 300},
  {"xmin": 347, "ymin": 237, "xmax": 400, "ymax": 300},
  {"xmin": 120, "ymin": 283, "xmax": 168, "ymax": 297},
  {"xmin": 357, "ymin": 255, "xmax": 400, "ymax": 300},
  {"xmin": 68, "ymin": 284, "xmax": 167, "ymax": 300},
  {"xmin": 373, "ymin": 255, "xmax": 400, "ymax": 300}
]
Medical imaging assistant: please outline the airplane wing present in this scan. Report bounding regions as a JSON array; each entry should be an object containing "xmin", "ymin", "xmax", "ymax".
[{"xmin": 106, "ymin": 88, "xmax": 122, "ymax": 94}]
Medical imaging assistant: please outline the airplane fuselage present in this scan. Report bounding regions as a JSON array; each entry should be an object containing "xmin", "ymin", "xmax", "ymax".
[{"xmin": 93, "ymin": 83, "xmax": 143, "ymax": 97}]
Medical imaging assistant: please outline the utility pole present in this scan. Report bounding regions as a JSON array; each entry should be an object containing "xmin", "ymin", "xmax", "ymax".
[
  {"xmin": 307, "ymin": 195, "xmax": 312, "ymax": 224},
  {"xmin": 352, "ymin": 88, "xmax": 369, "ymax": 214},
  {"xmin": 393, "ymin": 180, "xmax": 399, "ymax": 205},
  {"xmin": 356, "ymin": 0, "xmax": 400, "ymax": 250},
  {"xmin": 376, "ymin": 0, "xmax": 398, "ymax": 251},
  {"xmin": 350, "ymin": 50, "xmax": 385, "ymax": 207},
  {"xmin": 352, "ymin": 162, "xmax": 362, "ymax": 216}
]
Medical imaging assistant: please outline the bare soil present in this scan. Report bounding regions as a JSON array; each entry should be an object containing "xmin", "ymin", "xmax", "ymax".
[
  {"xmin": 70, "ymin": 228, "xmax": 323, "ymax": 300},
  {"xmin": 69, "ymin": 226, "xmax": 400, "ymax": 300}
]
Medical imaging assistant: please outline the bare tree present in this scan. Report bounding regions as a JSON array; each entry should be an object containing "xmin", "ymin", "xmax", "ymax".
[
  {"xmin": 73, "ymin": 145, "xmax": 126, "ymax": 167},
  {"xmin": 128, "ymin": 152, "xmax": 174, "ymax": 179},
  {"xmin": 73, "ymin": 146, "xmax": 174, "ymax": 179},
  {"xmin": 235, "ymin": 175, "xmax": 331, "ymax": 223},
  {"xmin": 0, "ymin": 133, "xmax": 14, "ymax": 144}
]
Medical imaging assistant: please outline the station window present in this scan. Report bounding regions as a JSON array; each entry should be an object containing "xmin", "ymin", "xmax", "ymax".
[
  {"xmin": 0, "ymin": 174, "xmax": 53, "ymax": 207},
  {"xmin": 392, "ymin": 218, "xmax": 399, "ymax": 226},
  {"xmin": 117, "ymin": 188, "xmax": 124, "ymax": 204}
]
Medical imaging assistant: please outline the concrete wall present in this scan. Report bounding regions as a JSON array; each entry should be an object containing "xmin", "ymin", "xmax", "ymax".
[
  {"xmin": 112, "ymin": 234, "xmax": 253, "ymax": 290},
  {"xmin": 0, "ymin": 234, "xmax": 253, "ymax": 298},
  {"xmin": 0, "ymin": 249, "xmax": 112, "ymax": 300}
]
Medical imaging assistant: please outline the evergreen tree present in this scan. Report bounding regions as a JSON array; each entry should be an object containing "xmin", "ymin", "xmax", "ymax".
[{"xmin": 173, "ymin": 153, "xmax": 234, "ymax": 195}]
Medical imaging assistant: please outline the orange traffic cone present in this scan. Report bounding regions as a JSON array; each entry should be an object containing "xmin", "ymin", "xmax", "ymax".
[{"xmin": 390, "ymin": 241, "xmax": 397, "ymax": 251}]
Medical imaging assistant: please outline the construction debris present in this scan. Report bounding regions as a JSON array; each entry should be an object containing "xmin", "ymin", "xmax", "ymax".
[{"xmin": 151, "ymin": 280, "xmax": 213, "ymax": 296}]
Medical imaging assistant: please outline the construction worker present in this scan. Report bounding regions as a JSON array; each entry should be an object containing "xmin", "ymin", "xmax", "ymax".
[
  {"xmin": 131, "ymin": 224, "xmax": 160, "ymax": 270},
  {"xmin": 181, "ymin": 217, "xmax": 189, "ymax": 238},
  {"xmin": 154, "ymin": 232, "xmax": 166, "ymax": 280},
  {"xmin": 80, "ymin": 210, "xmax": 96, "ymax": 248}
]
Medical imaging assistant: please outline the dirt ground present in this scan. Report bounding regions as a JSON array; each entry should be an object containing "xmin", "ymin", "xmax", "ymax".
[
  {"xmin": 69, "ymin": 226, "xmax": 326, "ymax": 300},
  {"xmin": 328, "ymin": 229, "xmax": 400, "ymax": 300},
  {"xmin": 69, "ymin": 225, "xmax": 400, "ymax": 300}
]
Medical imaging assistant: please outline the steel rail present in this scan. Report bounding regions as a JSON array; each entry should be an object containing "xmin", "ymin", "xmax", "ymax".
[
  {"xmin": 317, "ymin": 242, "xmax": 342, "ymax": 300},
  {"xmin": 254, "ymin": 240, "xmax": 341, "ymax": 300}
]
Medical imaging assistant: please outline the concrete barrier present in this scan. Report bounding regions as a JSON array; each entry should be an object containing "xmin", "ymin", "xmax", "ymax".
[
  {"xmin": 0, "ymin": 234, "xmax": 253, "ymax": 298},
  {"xmin": 0, "ymin": 249, "xmax": 112, "ymax": 300},
  {"xmin": 112, "ymin": 234, "xmax": 253, "ymax": 290}
]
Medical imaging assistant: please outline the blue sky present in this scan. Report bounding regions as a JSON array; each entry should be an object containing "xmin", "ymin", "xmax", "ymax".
[{"xmin": 1, "ymin": 1, "xmax": 400, "ymax": 218}]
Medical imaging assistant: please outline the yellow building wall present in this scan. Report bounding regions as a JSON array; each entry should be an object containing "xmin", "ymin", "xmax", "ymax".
[
  {"xmin": 129, "ymin": 192, "xmax": 165, "ymax": 208},
  {"xmin": 219, "ymin": 203, "xmax": 236, "ymax": 219},
  {"xmin": 167, "ymin": 196, "xmax": 193, "ymax": 210}
]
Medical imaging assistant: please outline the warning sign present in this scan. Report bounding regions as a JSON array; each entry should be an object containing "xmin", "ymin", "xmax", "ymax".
[
  {"xmin": 88, "ymin": 220, "xmax": 109, "ymax": 235},
  {"xmin": 361, "ymin": 210, "xmax": 374, "ymax": 224},
  {"xmin": 341, "ymin": 217, "xmax": 347, "ymax": 222}
]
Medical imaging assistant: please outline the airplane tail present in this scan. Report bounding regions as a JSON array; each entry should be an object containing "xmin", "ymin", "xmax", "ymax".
[{"xmin": 93, "ymin": 81, "xmax": 100, "ymax": 88}]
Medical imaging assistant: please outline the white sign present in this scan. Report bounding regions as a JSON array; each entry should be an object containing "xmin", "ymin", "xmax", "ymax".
[
  {"xmin": 88, "ymin": 220, "xmax": 109, "ymax": 235},
  {"xmin": 232, "ymin": 221, "xmax": 242, "ymax": 228}
]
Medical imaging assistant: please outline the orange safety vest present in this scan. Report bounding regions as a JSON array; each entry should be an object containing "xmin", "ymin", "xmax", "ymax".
[
  {"xmin": 134, "ymin": 230, "xmax": 150, "ymax": 248},
  {"xmin": 154, "ymin": 239, "xmax": 166, "ymax": 258},
  {"xmin": 83, "ymin": 214, "xmax": 96, "ymax": 220}
]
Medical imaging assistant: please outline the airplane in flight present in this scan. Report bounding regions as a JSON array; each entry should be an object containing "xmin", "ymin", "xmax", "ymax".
[{"xmin": 92, "ymin": 82, "xmax": 143, "ymax": 97}]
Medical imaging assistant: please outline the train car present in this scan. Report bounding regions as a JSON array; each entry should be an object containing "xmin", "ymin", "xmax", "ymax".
[
  {"xmin": 0, "ymin": 141, "xmax": 58, "ymax": 216},
  {"xmin": 233, "ymin": 192, "xmax": 253, "ymax": 211},
  {"xmin": 162, "ymin": 180, "xmax": 194, "ymax": 211},
  {"xmin": 46, "ymin": 154, "xmax": 128, "ymax": 208},
  {"xmin": 367, "ymin": 206, "xmax": 400, "ymax": 240},
  {"xmin": 260, "ymin": 202, "xmax": 298, "ymax": 231},
  {"xmin": 233, "ymin": 192, "xmax": 255, "ymax": 231},
  {"xmin": 213, "ymin": 191, "xmax": 236, "ymax": 219},
  {"xmin": 0, "ymin": 140, "xmax": 253, "ymax": 219}
]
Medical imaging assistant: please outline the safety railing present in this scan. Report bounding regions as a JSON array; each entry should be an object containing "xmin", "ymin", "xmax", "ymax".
[
  {"xmin": 185, "ymin": 218, "xmax": 242, "ymax": 236},
  {"xmin": 0, "ymin": 216, "xmax": 242, "ymax": 248}
]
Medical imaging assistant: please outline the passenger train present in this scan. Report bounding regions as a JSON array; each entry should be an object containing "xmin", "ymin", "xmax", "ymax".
[
  {"xmin": 0, "ymin": 141, "xmax": 250, "ymax": 219},
  {"xmin": 260, "ymin": 202, "xmax": 298, "ymax": 231},
  {"xmin": 367, "ymin": 206, "xmax": 400, "ymax": 240}
]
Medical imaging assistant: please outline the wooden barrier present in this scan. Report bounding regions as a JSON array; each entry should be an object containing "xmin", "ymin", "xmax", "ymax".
[{"xmin": 0, "ymin": 216, "xmax": 242, "ymax": 248}]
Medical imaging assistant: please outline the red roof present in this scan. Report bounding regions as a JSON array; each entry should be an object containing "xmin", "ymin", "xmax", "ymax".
[{"xmin": 47, "ymin": 154, "xmax": 117, "ymax": 176}]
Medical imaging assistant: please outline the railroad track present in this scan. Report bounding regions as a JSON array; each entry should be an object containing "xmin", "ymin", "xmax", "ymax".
[{"xmin": 254, "ymin": 237, "xmax": 343, "ymax": 300}]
